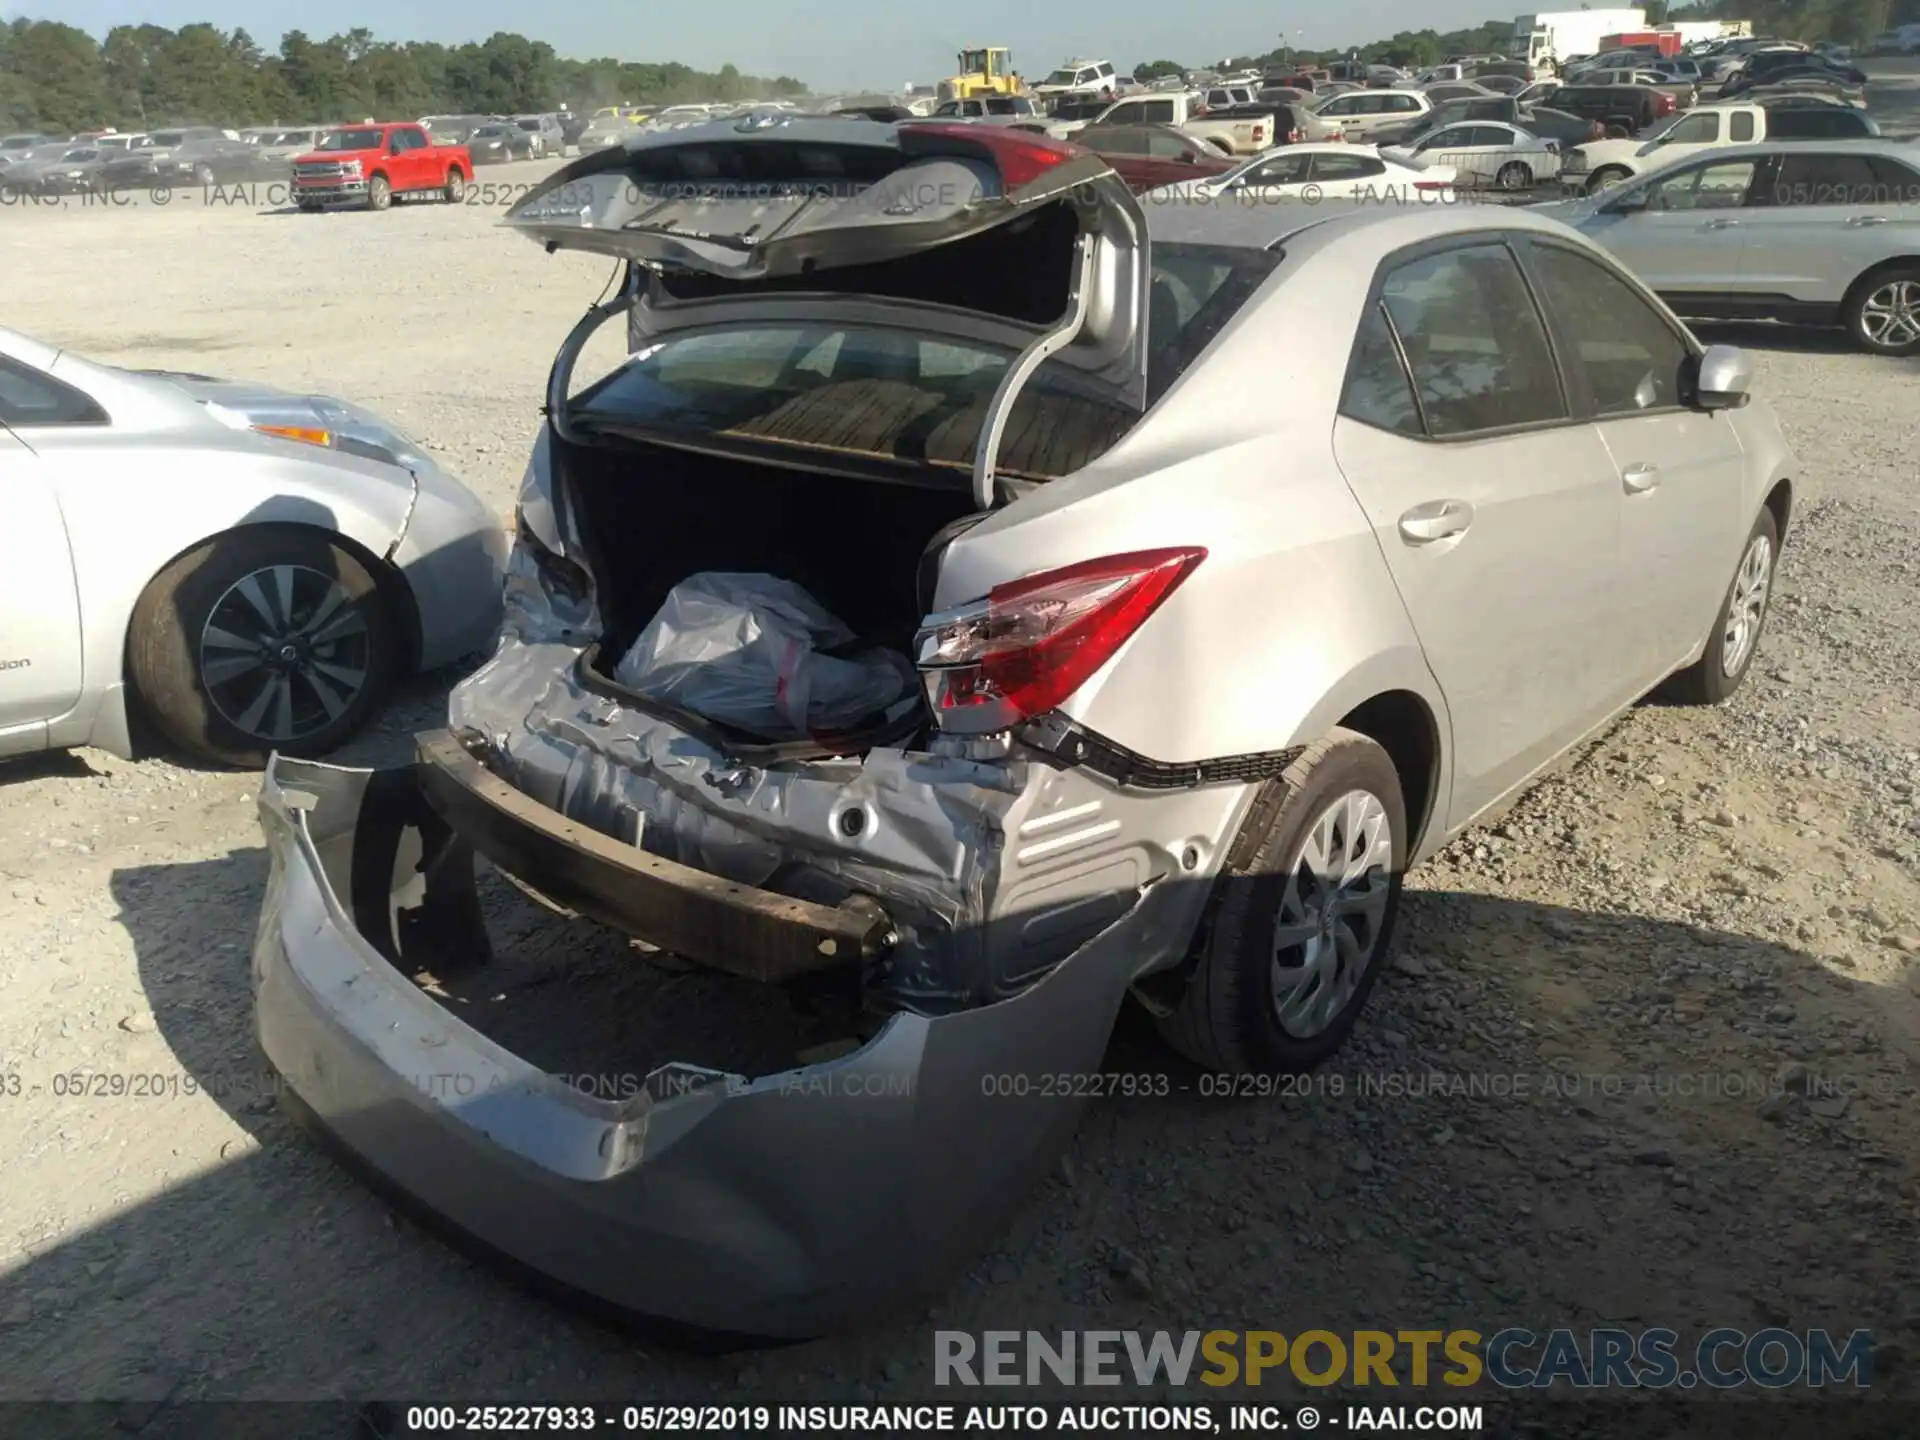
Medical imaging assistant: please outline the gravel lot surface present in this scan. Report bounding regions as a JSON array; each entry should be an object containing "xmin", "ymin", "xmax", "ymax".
[{"xmin": 2, "ymin": 72, "xmax": 1918, "ymax": 1429}]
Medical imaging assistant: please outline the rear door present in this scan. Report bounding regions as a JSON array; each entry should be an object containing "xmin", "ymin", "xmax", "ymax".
[
  {"xmin": 1740, "ymin": 149, "xmax": 1918, "ymax": 307},
  {"xmin": 1331, "ymin": 236, "xmax": 1635, "ymax": 826},
  {"xmin": 1303, "ymin": 149, "xmax": 1387, "ymax": 196},
  {"xmin": 1519, "ymin": 236, "xmax": 1749, "ymax": 676}
]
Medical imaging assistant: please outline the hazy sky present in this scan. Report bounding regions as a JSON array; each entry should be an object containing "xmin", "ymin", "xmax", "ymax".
[{"xmin": 43, "ymin": 0, "xmax": 1516, "ymax": 91}]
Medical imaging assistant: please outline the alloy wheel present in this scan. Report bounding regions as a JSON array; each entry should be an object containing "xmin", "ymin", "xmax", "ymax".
[
  {"xmin": 198, "ymin": 564, "xmax": 373, "ymax": 743},
  {"xmin": 1720, "ymin": 533, "xmax": 1772, "ymax": 679},
  {"xmin": 1859, "ymin": 279, "xmax": 1920, "ymax": 351},
  {"xmin": 1269, "ymin": 789, "xmax": 1395, "ymax": 1039}
]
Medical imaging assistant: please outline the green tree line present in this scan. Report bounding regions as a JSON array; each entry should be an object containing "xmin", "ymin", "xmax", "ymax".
[{"xmin": 0, "ymin": 18, "xmax": 808, "ymax": 134}]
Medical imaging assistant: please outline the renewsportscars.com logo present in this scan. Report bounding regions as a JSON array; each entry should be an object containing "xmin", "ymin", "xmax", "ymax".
[{"xmin": 934, "ymin": 1328, "xmax": 1876, "ymax": 1390}]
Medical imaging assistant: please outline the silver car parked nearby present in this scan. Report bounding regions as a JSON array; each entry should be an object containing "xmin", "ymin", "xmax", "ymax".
[
  {"xmin": 1538, "ymin": 140, "xmax": 1920, "ymax": 354},
  {"xmin": 248, "ymin": 122, "xmax": 1796, "ymax": 1341},
  {"xmin": 0, "ymin": 328, "xmax": 507, "ymax": 768}
]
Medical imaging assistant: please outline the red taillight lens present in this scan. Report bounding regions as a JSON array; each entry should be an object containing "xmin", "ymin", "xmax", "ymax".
[
  {"xmin": 1288, "ymin": 127, "xmax": 1303, "ymax": 144},
  {"xmin": 915, "ymin": 548, "xmax": 1206, "ymax": 734},
  {"xmin": 1413, "ymin": 179, "xmax": 1451, "ymax": 191},
  {"xmin": 1253, "ymin": 124, "xmax": 1266, "ymax": 142},
  {"xmin": 897, "ymin": 123, "xmax": 1075, "ymax": 188}
]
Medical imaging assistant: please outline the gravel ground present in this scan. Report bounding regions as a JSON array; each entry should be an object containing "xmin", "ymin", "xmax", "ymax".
[{"xmin": 1, "ymin": 78, "xmax": 1919, "ymax": 1426}]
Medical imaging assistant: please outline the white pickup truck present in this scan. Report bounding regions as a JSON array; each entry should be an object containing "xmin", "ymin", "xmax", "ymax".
[
  {"xmin": 1036, "ymin": 89, "xmax": 1280, "ymax": 155},
  {"xmin": 1559, "ymin": 100, "xmax": 1882, "ymax": 192}
]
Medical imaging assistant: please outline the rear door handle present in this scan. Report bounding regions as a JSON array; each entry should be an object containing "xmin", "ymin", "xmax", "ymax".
[
  {"xmin": 1701, "ymin": 217, "xmax": 1741, "ymax": 230},
  {"xmin": 1622, "ymin": 462, "xmax": 1660, "ymax": 493},
  {"xmin": 1398, "ymin": 499, "xmax": 1474, "ymax": 544}
]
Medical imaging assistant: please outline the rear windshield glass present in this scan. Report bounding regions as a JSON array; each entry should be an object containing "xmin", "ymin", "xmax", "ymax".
[{"xmin": 573, "ymin": 241, "xmax": 1279, "ymax": 482}]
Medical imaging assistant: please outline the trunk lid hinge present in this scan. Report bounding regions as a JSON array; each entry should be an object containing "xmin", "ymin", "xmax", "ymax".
[{"xmin": 971, "ymin": 234, "xmax": 1097, "ymax": 510}]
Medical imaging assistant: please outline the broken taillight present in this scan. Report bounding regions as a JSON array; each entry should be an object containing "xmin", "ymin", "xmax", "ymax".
[{"xmin": 914, "ymin": 548, "xmax": 1205, "ymax": 735}]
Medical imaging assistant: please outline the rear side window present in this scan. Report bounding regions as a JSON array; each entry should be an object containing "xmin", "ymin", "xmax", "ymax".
[
  {"xmin": 1525, "ymin": 244, "xmax": 1689, "ymax": 415},
  {"xmin": 1769, "ymin": 152, "xmax": 1884, "ymax": 205},
  {"xmin": 1141, "ymin": 99, "xmax": 1176, "ymax": 123},
  {"xmin": 0, "ymin": 358, "xmax": 109, "ymax": 426},
  {"xmin": 1374, "ymin": 242, "xmax": 1566, "ymax": 437},
  {"xmin": 1309, "ymin": 154, "xmax": 1385, "ymax": 181},
  {"xmin": 1729, "ymin": 111, "xmax": 1756, "ymax": 141},
  {"xmin": 1340, "ymin": 301, "xmax": 1422, "ymax": 436}
]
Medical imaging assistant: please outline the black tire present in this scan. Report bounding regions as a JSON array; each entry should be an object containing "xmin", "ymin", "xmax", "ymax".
[
  {"xmin": 1842, "ymin": 263, "xmax": 1920, "ymax": 357},
  {"xmin": 1584, "ymin": 165, "xmax": 1633, "ymax": 194},
  {"xmin": 443, "ymin": 167, "xmax": 467, "ymax": 203},
  {"xmin": 1666, "ymin": 506, "xmax": 1779, "ymax": 705},
  {"xmin": 298, "ymin": 201, "xmax": 322, "ymax": 213},
  {"xmin": 1495, "ymin": 161, "xmax": 1532, "ymax": 190},
  {"xmin": 192, "ymin": 162, "xmax": 215, "ymax": 186},
  {"xmin": 1157, "ymin": 728, "xmax": 1407, "ymax": 1074},
  {"xmin": 1604, "ymin": 122, "xmax": 1631, "ymax": 138},
  {"xmin": 367, "ymin": 173, "xmax": 392, "ymax": 211},
  {"xmin": 127, "ymin": 526, "xmax": 399, "ymax": 769}
]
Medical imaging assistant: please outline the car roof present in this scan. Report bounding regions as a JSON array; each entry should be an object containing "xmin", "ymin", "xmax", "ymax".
[
  {"xmin": 1145, "ymin": 190, "xmax": 1580, "ymax": 254},
  {"xmin": 1649, "ymin": 138, "xmax": 1913, "ymax": 162}
]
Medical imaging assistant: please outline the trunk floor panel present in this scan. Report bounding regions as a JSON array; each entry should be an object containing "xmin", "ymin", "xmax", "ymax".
[{"xmin": 410, "ymin": 861, "xmax": 867, "ymax": 1089}]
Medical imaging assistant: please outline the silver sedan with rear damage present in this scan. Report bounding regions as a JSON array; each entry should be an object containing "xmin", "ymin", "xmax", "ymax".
[{"xmin": 249, "ymin": 120, "xmax": 1797, "ymax": 1341}]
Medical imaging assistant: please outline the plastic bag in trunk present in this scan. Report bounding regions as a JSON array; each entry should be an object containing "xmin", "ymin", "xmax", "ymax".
[{"xmin": 613, "ymin": 573, "xmax": 917, "ymax": 741}]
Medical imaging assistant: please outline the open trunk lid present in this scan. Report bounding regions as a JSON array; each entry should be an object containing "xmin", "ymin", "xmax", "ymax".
[{"xmin": 502, "ymin": 117, "xmax": 1152, "ymax": 422}]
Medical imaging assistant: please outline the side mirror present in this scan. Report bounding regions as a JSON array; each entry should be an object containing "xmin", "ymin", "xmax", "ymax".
[
  {"xmin": 1605, "ymin": 186, "xmax": 1650, "ymax": 213},
  {"xmin": 1694, "ymin": 344, "xmax": 1752, "ymax": 409}
]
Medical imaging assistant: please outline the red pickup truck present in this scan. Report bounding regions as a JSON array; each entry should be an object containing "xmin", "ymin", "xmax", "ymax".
[{"xmin": 290, "ymin": 121, "xmax": 471, "ymax": 211}]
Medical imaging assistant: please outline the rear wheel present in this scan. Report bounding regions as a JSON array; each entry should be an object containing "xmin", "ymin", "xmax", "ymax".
[
  {"xmin": 1495, "ymin": 161, "xmax": 1532, "ymax": 190},
  {"xmin": 191, "ymin": 162, "xmax": 215, "ymax": 186},
  {"xmin": 367, "ymin": 173, "xmax": 392, "ymax": 211},
  {"xmin": 1844, "ymin": 264, "xmax": 1920, "ymax": 356},
  {"xmin": 1584, "ymin": 165, "xmax": 1633, "ymax": 193},
  {"xmin": 1604, "ymin": 122, "xmax": 1631, "ymax": 138},
  {"xmin": 1157, "ymin": 729, "xmax": 1406, "ymax": 1074},
  {"xmin": 127, "ymin": 526, "xmax": 399, "ymax": 769},
  {"xmin": 443, "ymin": 168, "xmax": 467, "ymax": 203},
  {"xmin": 1667, "ymin": 507, "xmax": 1778, "ymax": 705}
]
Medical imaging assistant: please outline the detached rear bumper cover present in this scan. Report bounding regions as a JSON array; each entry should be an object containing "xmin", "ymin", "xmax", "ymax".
[{"xmin": 251, "ymin": 753, "xmax": 1167, "ymax": 1338}]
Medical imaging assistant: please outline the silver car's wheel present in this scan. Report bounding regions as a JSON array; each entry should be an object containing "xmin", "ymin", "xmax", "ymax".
[
  {"xmin": 1157, "ymin": 728, "xmax": 1407, "ymax": 1074},
  {"xmin": 1853, "ymin": 276, "xmax": 1920, "ymax": 355},
  {"xmin": 1719, "ymin": 532, "xmax": 1772, "ymax": 680},
  {"xmin": 128, "ymin": 527, "xmax": 398, "ymax": 769},
  {"xmin": 1269, "ymin": 790, "xmax": 1394, "ymax": 1039},
  {"xmin": 1665, "ymin": 505, "xmax": 1779, "ymax": 706},
  {"xmin": 200, "ymin": 565, "xmax": 375, "ymax": 744}
]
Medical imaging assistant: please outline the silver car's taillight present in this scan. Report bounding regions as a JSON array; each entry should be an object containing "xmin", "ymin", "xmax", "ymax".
[{"xmin": 915, "ymin": 548, "xmax": 1204, "ymax": 735}]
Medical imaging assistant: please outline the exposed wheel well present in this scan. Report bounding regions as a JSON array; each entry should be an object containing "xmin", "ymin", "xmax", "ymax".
[
  {"xmin": 1763, "ymin": 478, "xmax": 1792, "ymax": 547},
  {"xmin": 124, "ymin": 522, "xmax": 423, "ymax": 699},
  {"xmin": 1336, "ymin": 690, "xmax": 1441, "ymax": 855},
  {"xmin": 1842, "ymin": 256, "xmax": 1920, "ymax": 311}
]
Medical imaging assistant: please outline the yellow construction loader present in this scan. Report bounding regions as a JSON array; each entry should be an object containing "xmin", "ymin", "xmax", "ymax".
[{"xmin": 937, "ymin": 47, "xmax": 1024, "ymax": 104}]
